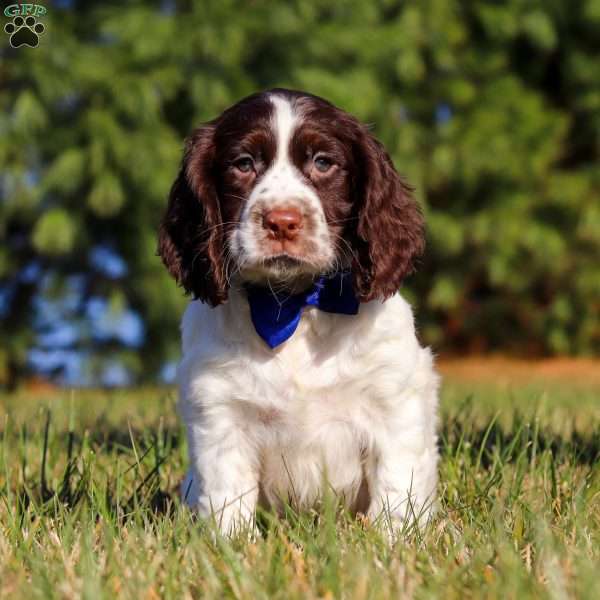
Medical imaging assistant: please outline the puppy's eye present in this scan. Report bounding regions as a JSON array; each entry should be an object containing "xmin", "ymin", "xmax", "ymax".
[
  {"xmin": 314, "ymin": 155, "xmax": 333, "ymax": 173},
  {"xmin": 233, "ymin": 156, "xmax": 254, "ymax": 173}
]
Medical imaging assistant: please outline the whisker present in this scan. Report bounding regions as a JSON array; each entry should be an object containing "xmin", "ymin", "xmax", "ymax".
[
  {"xmin": 225, "ymin": 193, "xmax": 250, "ymax": 203},
  {"xmin": 327, "ymin": 230, "xmax": 357, "ymax": 266},
  {"xmin": 326, "ymin": 216, "xmax": 359, "ymax": 226},
  {"xmin": 196, "ymin": 220, "xmax": 241, "ymax": 236}
]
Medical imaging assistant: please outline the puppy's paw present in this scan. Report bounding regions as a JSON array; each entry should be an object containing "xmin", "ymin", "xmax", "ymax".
[{"xmin": 180, "ymin": 472, "xmax": 258, "ymax": 538}]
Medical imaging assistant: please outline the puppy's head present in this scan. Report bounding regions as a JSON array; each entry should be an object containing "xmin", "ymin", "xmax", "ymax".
[{"xmin": 158, "ymin": 89, "xmax": 424, "ymax": 305}]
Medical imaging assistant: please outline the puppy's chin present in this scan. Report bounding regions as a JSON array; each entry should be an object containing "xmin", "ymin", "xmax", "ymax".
[{"xmin": 239, "ymin": 255, "xmax": 327, "ymax": 292}]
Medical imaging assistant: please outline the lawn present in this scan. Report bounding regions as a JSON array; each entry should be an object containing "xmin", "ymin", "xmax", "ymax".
[{"xmin": 0, "ymin": 364, "xmax": 598, "ymax": 599}]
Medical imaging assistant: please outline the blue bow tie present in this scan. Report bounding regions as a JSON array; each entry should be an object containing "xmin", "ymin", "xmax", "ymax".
[{"xmin": 245, "ymin": 272, "xmax": 360, "ymax": 348}]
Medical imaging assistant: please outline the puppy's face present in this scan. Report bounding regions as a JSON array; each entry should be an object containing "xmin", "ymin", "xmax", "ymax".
[
  {"xmin": 159, "ymin": 89, "xmax": 424, "ymax": 304},
  {"xmin": 223, "ymin": 95, "xmax": 354, "ymax": 285}
]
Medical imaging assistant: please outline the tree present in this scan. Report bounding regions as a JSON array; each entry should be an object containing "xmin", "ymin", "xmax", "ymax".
[{"xmin": 1, "ymin": 0, "xmax": 599, "ymax": 388}]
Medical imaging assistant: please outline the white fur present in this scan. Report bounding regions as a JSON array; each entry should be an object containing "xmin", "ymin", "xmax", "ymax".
[
  {"xmin": 178, "ymin": 288, "xmax": 440, "ymax": 535},
  {"xmin": 229, "ymin": 95, "xmax": 335, "ymax": 277}
]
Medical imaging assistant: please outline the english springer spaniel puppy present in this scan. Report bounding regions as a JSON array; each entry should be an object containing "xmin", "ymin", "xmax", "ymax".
[{"xmin": 158, "ymin": 88, "xmax": 439, "ymax": 535}]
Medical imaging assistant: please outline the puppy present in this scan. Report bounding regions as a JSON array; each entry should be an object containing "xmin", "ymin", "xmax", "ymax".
[{"xmin": 158, "ymin": 88, "xmax": 439, "ymax": 535}]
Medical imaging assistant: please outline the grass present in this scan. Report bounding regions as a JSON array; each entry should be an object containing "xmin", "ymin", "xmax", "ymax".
[{"xmin": 0, "ymin": 373, "xmax": 599, "ymax": 599}]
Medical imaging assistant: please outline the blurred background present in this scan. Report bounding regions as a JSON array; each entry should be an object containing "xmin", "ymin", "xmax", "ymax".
[{"xmin": 1, "ymin": 0, "xmax": 599, "ymax": 389}]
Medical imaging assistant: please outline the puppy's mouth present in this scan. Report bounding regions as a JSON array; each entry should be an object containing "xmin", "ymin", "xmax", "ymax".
[
  {"xmin": 262, "ymin": 254, "xmax": 307, "ymax": 269},
  {"xmin": 240, "ymin": 252, "xmax": 325, "ymax": 287}
]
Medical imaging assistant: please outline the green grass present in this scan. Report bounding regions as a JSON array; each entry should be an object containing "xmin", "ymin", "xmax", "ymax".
[{"xmin": 0, "ymin": 380, "xmax": 598, "ymax": 599}]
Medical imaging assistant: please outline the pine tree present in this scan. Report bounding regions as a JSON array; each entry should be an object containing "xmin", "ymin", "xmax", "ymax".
[{"xmin": 1, "ymin": 0, "xmax": 598, "ymax": 387}]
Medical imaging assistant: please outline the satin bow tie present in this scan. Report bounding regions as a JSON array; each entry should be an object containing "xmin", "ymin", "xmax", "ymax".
[{"xmin": 245, "ymin": 272, "xmax": 360, "ymax": 348}]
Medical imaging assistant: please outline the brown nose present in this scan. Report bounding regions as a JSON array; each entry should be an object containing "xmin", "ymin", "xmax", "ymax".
[{"xmin": 263, "ymin": 208, "xmax": 303, "ymax": 241}]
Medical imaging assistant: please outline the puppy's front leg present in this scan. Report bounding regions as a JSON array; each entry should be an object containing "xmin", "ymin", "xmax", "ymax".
[
  {"xmin": 366, "ymin": 434, "xmax": 438, "ymax": 535},
  {"xmin": 184, "ymin": 421, "xmax": 259, "ymax": 536}
]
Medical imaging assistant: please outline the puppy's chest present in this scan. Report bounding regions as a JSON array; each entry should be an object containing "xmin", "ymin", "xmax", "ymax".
[
  {"xmin": 249, "ymin": 363, "xmax": 357, "ymax": 430},
  {"xmin": 241, "ymin": 320, "xmax": 373, "ymax": 430}
]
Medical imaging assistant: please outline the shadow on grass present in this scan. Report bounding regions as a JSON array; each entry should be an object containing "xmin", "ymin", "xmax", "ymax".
[
  {"xmin": 441, "ymin": 409, "xmax": 600, "ymax": 468},
  {"xmin": 5, "ymin": 405, "xmax": 599, "ymax": 526},
  {"xmin": 8, "ymin": 410, "xmax": 181, "ymax": 526}
]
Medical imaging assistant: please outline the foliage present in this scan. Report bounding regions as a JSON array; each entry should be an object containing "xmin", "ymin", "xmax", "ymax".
[
  {"xmin": 0, "ymin": 379, "xmax": 599, "ymax": 598},
  {"xmin": 1, "ymin": 0, "xmax": 599, "ymax": 386}
]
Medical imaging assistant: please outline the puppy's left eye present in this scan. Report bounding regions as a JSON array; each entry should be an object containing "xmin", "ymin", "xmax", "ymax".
[{"xmin": 314, "ymin": 155, "xmax": 333, "ymax": 173}]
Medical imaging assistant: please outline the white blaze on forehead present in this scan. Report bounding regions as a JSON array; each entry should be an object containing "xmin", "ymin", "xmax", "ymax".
[
  {"xmin": 230, "ymin": 93, "xmax": 335, "ymax": 273},
  {"xmin": 269, "ymin": 95, "xmax": 299, "ymax": 164}
]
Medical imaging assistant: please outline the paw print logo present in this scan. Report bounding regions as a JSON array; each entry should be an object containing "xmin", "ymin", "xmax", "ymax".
[{"xmin": 4, "ymin": 15, "xmax": 45, "ymax": 48}]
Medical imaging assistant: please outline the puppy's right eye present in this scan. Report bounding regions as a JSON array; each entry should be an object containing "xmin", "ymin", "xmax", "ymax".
[{"xmin": 233, "ymin": 156, "xmax": 255, "ymax": 173}]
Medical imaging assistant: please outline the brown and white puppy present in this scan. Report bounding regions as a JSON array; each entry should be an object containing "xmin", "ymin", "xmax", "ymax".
[{"xmin": 159, "ymin": 89, "xmax": 439, "ymax": 535}]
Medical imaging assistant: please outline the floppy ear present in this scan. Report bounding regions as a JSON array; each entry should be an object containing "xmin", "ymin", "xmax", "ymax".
[
  {"xmin": 157, "ymin": 126, "xmax": 228, "ymax": 306},
  {"xmin": 350, "ymin": 129, "xmax": 425, "ymax": 302}
]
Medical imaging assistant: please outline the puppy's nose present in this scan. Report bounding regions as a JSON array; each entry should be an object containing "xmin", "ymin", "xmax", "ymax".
[{"xmin": 263, "ymin": 208, "xmax": 303, "ymax": 241}]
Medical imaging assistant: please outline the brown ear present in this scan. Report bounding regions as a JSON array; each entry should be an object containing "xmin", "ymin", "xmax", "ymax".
[
  {"xmin": 157, "ymin": 126, "xmax": 228, "ymax": 306},
  {"xmin": 350, "ymin": 129, "xmax": 425, "ymax": 302}
]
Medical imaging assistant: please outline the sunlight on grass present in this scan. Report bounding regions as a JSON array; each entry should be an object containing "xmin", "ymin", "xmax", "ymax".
[{"xmin": 1, "ymin": 379, "xmax": 598, "ymax": 599}]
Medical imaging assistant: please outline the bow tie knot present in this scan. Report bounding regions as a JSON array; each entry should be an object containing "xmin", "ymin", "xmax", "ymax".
[{"xmin": 245, "ymin": 272, "xmax": 360, "ymax": 348}]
